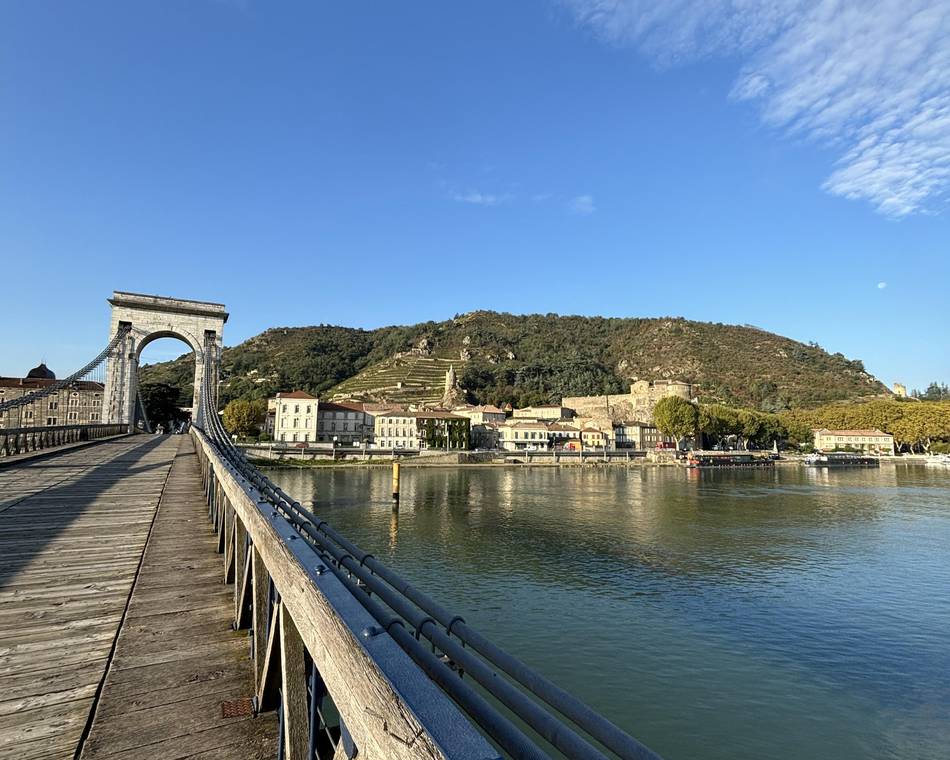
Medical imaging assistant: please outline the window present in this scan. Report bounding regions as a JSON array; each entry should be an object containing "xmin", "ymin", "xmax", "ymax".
[
  {"xmin": 294, "ymin": 404, "xmax": 300, "ymax": 413},
  {"xmin": 48, "ymin": 402, "xmax": 58, "ymax": 410},
  {"xmin": 292, "ymin": 433, "xmax": 298, "ymax": 442},
  {"xmin": 47, "ymin": 417, "xmax": 57, "ymax": 425},
  {"xmin": 282, "ymin": 405, "xmax": 288, "ymax": 413},
  {"xmin": 304, "ymin": 434, "xmax": 309, "ymax": 442},
  {"xmin": 306, "ymin": 405, "xmax": 311, "ymax": 414},
  {"xmin": 68, "ymin": 411, "xmax": 77, "ymax": 420}
]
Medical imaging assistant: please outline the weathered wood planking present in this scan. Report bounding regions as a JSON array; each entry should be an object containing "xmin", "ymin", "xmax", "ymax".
[
  {"xmin": 0, "ymin": 436, "xmax": 179, "ymax": 760},
  {"xmin": 79, "ymin": 435, "xmax": 276, "ymax": 759}
]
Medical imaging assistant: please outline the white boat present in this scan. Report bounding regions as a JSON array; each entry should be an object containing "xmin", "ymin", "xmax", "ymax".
[{"xmin": 924, "ymin": 454, "xmax": 950, "ymax": 466}]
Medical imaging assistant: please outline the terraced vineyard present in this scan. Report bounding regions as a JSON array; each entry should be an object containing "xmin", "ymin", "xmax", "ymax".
[{"xmin": 329, "ymin": 355, "xmax": 461, "ymax": 405}]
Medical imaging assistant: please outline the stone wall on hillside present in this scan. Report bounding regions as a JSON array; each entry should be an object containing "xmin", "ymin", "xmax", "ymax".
[{"xmin": 563, "ymin": 380, "xmax": 695, "ymax": 424}]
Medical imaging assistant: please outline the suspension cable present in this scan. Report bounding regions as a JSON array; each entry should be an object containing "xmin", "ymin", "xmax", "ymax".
[
  {"xmin": 0, "ymin": 325, "xmax": 131, "ymax": 413},
  {"xmin": 194, "ymin": 337, "xmax": 661, "ymax": 760}
]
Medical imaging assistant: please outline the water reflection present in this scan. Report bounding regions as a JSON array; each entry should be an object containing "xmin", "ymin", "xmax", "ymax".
[{"xmin": 268, "ymin": 464, "xmax": 950, "ymax": 760}]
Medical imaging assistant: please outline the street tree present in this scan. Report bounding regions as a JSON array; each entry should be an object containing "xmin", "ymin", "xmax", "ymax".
[
  {"xmin": 653, "ymin": 396, "xmax": 699, "ymax": 448},
  {"xmin": 222, "ymin": 399, "xmax": 267, "ymax": 438}
]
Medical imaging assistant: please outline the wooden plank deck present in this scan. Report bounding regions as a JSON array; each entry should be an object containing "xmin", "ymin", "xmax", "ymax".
[
  {"xmin": 0, "ymin": 435, "xmax": 178, "ymax": 760},
  {"xmin": 79, "ymin": 435, "xmax": 277, "ymax": 760},
  {"xmin": 0, "ymin": 434, "xmax": 277, "ymax": 760}
]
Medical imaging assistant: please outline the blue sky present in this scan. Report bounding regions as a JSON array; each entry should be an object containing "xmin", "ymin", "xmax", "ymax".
[{"xmin": 1, "ymin": 1, "xmax": 948, "ymax": 391}]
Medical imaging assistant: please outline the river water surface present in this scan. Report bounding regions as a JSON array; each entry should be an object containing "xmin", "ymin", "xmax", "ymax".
[{"xmin": 266, "ymin": 463, "xmax": 950, "ymax": 760}]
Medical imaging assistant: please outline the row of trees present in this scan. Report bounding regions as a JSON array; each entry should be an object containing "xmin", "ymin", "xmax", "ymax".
[
  {"xmin": 782, "ymin": 399, "xmax": 950, "ymax": 453},
  {"xmin": 653, "ymin": 397, "xmax": 810, "ymax": 450},
  {"xmin": 652, "ymin": 396, "xmax": 950, "ymax": 453},
  {"xmin": 911, "ymin": 382, "xmax": 950, "ymax": 401}
]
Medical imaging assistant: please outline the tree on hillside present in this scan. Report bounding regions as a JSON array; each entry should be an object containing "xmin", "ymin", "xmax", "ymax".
[
  {"xmin": 222, "ymin": 399, "xmax": 267, "ymax": 438},
  {"xmin": 140, "ymin": 382, "xmax": 187, "ymax": 431},
  {"xmin": 654, "ymin": 396, "xmax": 699, "ymax": 449},
  {"xmin": 913, "ymin": 382, "xmax": 950, "ymax": 401}
]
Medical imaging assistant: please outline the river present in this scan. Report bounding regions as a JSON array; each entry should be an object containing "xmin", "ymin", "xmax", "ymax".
[{"xmin": 266, "ymin": 462, "xmax": 950, "ymax": 760}]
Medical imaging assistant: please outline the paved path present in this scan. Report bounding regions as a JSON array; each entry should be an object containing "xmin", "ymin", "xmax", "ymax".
[{"xmin": 0, "ymin": 435, "xmax": 276, "ymax": 760}]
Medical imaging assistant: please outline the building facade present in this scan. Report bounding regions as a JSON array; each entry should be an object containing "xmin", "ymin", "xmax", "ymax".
[
  {"xmin": 547, "ymin": 422, "xmax": 581, "ymax": 448},
  {"xmin": 613, "ymin": 422, "xmax": 674, "ymax": 449},
  {"xmin": 375, "ymin": 411, "xmax": 470, "ymax": 450},
  {"xmin": 813, "ymin": 429, "xmax": 895, "ymax": 454},
  {"xmin": 273, "ymin": 391, "xmax": 318, "ymax": 443},
  {"xmin": 512, "ymin": 405, "xmax": 573, "ymax": 421},
  {"xmin": 498, "ymin": 420, "xmax": 550, "ymax": 450},
  {"xmin": 451, "ymin": 405, "xmax": 507, "ymax": 425},
  {"xmin": 0, "ymin": 364, "xmax": 104, "ymax": 429},
  {"xmin": 581, "ymin": 427, "xmax": 610, "ymax": 449},
  {"xmin": 317, "ymin": 401, "xmax": 373, "ymax": 445}
]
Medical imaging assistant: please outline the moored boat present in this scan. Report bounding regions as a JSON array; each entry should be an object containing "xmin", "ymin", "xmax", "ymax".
[
  {"xmin": 686, "ymin": 451, "xmax": 775, "ymax": 468},
  {"xmin": 803, "ymin": 452, "xmax": 880, "ymax": 467}
]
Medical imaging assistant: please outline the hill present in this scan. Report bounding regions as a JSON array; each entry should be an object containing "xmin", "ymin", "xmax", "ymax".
[{"xmin": 138, "ymin": 311, "xmax": 889, "ymax": 411}]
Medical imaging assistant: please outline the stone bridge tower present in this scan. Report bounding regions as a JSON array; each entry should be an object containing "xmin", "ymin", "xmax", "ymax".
[{"xmin": 102, "ymin": 292, "xmax": 228, "ymax": 427}]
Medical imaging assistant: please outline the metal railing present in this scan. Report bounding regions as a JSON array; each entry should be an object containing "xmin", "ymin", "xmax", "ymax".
[
  {"xmin": 193, "ymin": 339, "xmax": 662, "ymax": 760},
  {"xmin": 0, "ymin": 423, "xmax": 129, "ymax": 458}
]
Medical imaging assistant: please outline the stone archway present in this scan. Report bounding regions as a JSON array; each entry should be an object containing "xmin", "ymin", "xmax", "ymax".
[{"xmin": 102, "ymin": 292, "xmax": 228, "ymax": 427}]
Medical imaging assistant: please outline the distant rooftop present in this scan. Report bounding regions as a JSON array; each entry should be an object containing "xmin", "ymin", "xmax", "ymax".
[{"xmin": 276, "ymin": 391, "xmax": 317, "ymax": 400}]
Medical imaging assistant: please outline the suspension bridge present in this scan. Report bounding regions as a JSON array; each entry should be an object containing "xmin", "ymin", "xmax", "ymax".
[{"xmin": 0, "ymin": 292, "xmax": 662, "ymax": 760}]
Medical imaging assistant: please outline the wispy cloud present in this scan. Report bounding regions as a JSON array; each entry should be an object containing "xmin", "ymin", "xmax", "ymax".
[
  {"xmin": 562, "ymin": 0, "xmax": 950, "ymax": 217},
  {"xmin": 452, "ymin": 191, "xmax": 511, "ymax": 206},
  {"xmin": 569, "ymin": 194, "xmax": 596, "ymax": 215},
  {"xmin": 877, "ymin": 281, "xmax": 888, "ymax": 289}
]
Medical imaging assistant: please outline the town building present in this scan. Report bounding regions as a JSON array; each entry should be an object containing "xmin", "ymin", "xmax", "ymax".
[
  {"xmin": 317, "ymin": 401, "xmax": 373, "ymax": 445},
  {"xmin": 613, "ymin": 422, "xmax": 674, "ymax": 449},
  {"xmin": 451, "ymin": 404, "xmax": 507, "ymax": 425},
  {"xmin": 893, "ymin": 383, "xmax": 908, "ymax": 398},
  {"xmin": 273, "ymin": 391, "xmax": 318, "ymax": 443},
  {"xmin": 813, "ymin": 429, "xmax": 895, "ymax": 454},
  {"xmin": 511, "ymin": 405, "xmax": 573, "ymax": 421},
  {"xmin": 498, "ymin": 420, "xmax": 551, "ymax": 450},
  {"xmin": 470, "ymin": 422, "xmax": 502, "ymax": 449},
  {"xmin": 0, "ymin": 363, "xmax": 104, "ymax": 429},
  {"xmin": 547, "ymin": 422, "xmax": 581, "ymax": 448},
  {"xmin": 263, "ymin": 398, "xmax": 276, "ymax": 436},
  {"xmin": 581, "ymin": 427, "xmax": 610, "ymax": 449},
  {"xmin": 374, "ymin": 411, "xmax": 470, "ymax": 450}
]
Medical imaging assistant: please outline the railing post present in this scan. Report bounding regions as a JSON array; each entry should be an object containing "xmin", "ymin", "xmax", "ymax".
[
  {"xmin": 280, "ymin": 604, "xmax": 310, "ymax": 760},
  {"xmin": 223, "ymin": 497, "xmax": 234, "ymax": 580},
  {"xmin": 252, "ymin": 546, "xmax": 271, "ymax": 688}
]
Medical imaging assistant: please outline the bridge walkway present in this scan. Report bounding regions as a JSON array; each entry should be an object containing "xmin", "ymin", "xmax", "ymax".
[{"xmin": 0, "ymin": 435, "xmax": 276, "ymax": 759}]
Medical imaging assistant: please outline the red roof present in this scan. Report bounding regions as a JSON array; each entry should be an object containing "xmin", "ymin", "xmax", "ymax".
[
  {"xmin": 318, "ymin": 401, "xmax": 364, "ymax": 413},
  {"xmin": 276, "ymin": 391, "xmax": 316, "ymax": 400}
]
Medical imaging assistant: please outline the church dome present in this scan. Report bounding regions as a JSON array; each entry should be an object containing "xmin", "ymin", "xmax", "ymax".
[{"xmin": 26, "ymin": 363, "xmax": 55, "ymax": 380}]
